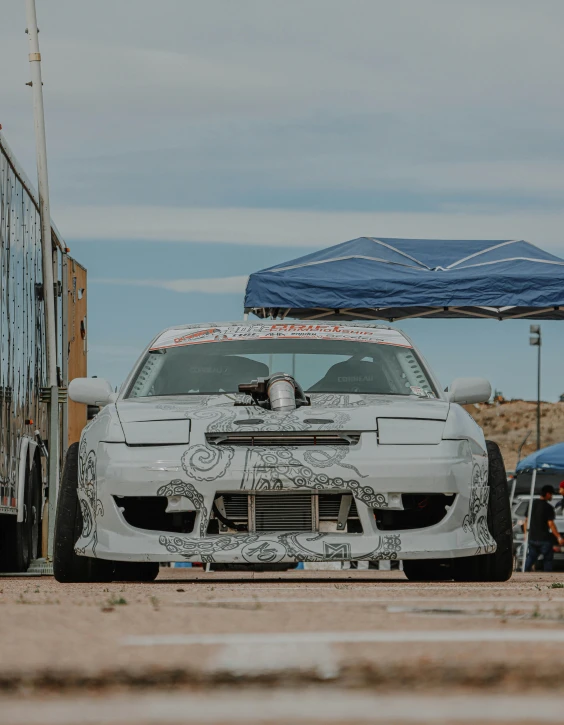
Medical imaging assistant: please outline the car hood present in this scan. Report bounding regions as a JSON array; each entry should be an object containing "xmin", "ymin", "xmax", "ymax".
[{"xmin": 116, "ymin": 393, "xmax": 449, "ymax": 434}]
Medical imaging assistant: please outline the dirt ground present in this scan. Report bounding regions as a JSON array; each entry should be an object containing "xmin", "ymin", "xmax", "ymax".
[
  {"xmin": 1, "ymin": 568, "xmax": 564, "ymax": 723},
  {"xmin": 464, "ymin": 400, "xmax": 564, "ymax": 471}
]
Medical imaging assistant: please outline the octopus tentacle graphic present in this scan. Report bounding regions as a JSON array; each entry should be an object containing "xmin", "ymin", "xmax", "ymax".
[
  {"xmin": 181, "ymin": 444, "xmax": 234, "ymax": 482},
  {"xmin": 463, "ymin": 484, "xmax": 495, "ymax": 554},
  {"xmin": 157, "ymin": 479, "xmax": 209, "ymax": 536},
  {"xmin": 159, "ymin": 533, "xmax": 260, "ymax": 562},
  {"xmin": 76, "ymin": 438, "xmax": 103, "ymax": 556}
]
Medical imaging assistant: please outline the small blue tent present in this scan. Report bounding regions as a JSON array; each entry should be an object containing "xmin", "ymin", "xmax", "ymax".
[
  {"xmin": 245, "ymin": 237, "xmax": 564, "ymax": 321},
  {"xmin": 516, "ymin": 443, "xmax": 564, "ymax": 474}
]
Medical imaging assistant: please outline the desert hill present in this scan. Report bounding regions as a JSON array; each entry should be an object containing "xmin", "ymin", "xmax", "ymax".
[{"xmin": 463, "ymin": 400, "xmax": 564, "ymax": 471}]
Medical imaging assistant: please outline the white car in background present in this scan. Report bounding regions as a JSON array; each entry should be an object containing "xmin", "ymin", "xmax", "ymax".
[
  {"xmin": 512, "ymin": 495, "xmax": 564, "ymax": 570},
  {"xmin": 54, "ymin": 321, "xmax": 512, "ymax": 582}
]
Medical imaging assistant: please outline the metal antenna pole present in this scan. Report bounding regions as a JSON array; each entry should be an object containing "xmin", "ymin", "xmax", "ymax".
[
  {"xmin": 517, "ymin": 430, "xmax": 532, "ymax": 467},
  {"xmin": 537, "ymin": 332, "xmax": 541, "ymax": 450},
  {"xmin": 24, "ymin": 0, "xmax": 59, "ymax": 558}
]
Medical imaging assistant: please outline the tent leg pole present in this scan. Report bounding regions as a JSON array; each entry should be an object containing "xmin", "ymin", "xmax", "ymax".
[
  {"xmin": 522, "ymin": 469, "xmax": 537, "ymax": 573},
  {"xmin": 509, "ymin": 478, "xmax": 517, "ymax": 507}
]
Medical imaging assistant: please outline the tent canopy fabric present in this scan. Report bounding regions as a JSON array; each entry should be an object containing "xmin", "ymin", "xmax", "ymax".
[
  {"xmin": 244, "ymin": 237, "xmax": 564, "ymax": 321},
  {"xmin": 516, "ymin": 443, "xmax": 564, "ymax": 474}
]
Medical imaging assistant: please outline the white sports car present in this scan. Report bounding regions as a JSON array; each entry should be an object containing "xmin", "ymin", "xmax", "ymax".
[{"xmin": 54, "ymin": 321, "xmax": 512, "ymax": 582}]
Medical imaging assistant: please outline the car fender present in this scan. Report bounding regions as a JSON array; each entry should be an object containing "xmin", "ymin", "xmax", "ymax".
[{"xmin": 83, "ymin": 403, "xmax": 125, "ymax": 444}]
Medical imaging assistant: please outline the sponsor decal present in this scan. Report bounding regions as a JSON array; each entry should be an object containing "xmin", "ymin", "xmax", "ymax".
[
  {"xmin": 152, "ymin": 324, "xmax": 412, "ymax": 351},
  {"xmin": 410, "ymin": 386, "xmax": 436, "ymax": 399},
  {"xmin": 172, "ymin": 328, "xmax": 221, "ymax": 345},
  {"xmin": 410, "ymin": 386, "xmax": 426, "ymax": 397},
  {"xmin": 323, "ymin": 542, "xmax": 352, "ymax": 559},
  {"xmin": 242, "ymin": 541, "xmax": 286, "ymax": 563}
]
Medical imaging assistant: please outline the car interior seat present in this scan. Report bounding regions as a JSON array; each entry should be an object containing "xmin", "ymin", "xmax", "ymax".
[
  {"xmin": 308, "ymin": 358, "xmax": 392, "ymax": 394},
  {"xmin": 155, "ymin": 353, "xmax": 269, "ymax": 394}
]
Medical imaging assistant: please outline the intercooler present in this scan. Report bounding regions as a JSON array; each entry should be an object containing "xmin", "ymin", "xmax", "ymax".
[
  {"xmin": 254, "ymin": 492, "xmax": 315, "ymax": 532},
  {"xmin": 215, "ymin": 492, "xmax": 359, "ymax": 533}
]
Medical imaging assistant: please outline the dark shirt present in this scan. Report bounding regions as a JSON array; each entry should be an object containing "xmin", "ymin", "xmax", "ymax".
[{"xmin": 528, "ymin": 499, "xmax": 555, "ymax": 541}]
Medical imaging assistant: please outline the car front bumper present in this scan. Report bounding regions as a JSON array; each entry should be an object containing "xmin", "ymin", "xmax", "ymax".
[{"xmin": 75, "ymin": 437, "xmax": 495, "ymax": 563}]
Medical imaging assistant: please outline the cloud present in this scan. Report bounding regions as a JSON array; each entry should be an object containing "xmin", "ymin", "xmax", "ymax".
[
  {"xmin": 5, "ymin": 2, "xmax": 564, "ymax": 158},
  {"xmin": 61, "ymin": 204, "xmax": 564, "ymax": 251},
  {"xmin": 5, "ymin": 1, "xmax": 564, "ymax": 213},
  {"xmin": 92, "ymin": 275, "xmax": 248, "ymax": 294},
  {"xmin": 6, "ymin": 0, "xmax": 564, "ymax": 403}
]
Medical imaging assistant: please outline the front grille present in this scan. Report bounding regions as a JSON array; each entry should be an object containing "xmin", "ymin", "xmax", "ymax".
[
  {"xmin": 206, "ymin": 432, "xmax": 360, "ymax": 447},
  {"xmin": 255, "ymin": 492, "xmax": 314, "ymax": 532},
  {"xmin": 209, "ymin": 491, "xmax": 361, "ymax": 534}
]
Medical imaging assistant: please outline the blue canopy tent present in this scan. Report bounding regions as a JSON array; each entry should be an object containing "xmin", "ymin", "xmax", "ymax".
[
  {"xmin": 514, "ymin": 443, "xmax": 564, "ymax": 498},
  {"xmin": 516, "ymin": 443, "xmax": 564, "ymax": 474},
  {"xmin": 245, "ymin": 237, "xmax": 564, "ymax": 321},
  {"xmin": 514, "ymin": 443, "xmax": 564, "ymax": 571}
]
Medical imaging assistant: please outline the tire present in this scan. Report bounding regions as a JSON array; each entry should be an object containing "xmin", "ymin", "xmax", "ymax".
[
  {"xmin": 403, "ymin": 559, "xmax": 454, "ymax": 581},
  {"xmin": 0, "ymin": 461, "xmax": 41, "ymax": 573},
  {"xmin": 453, "ymin": 440, "xmax": 513, "ymax": 582},
  {"xmin": 53, "ymin": 442, "xmax": 114, "ymax": 583},
  {"xmin": 15, "ymin": 477, "xmax": 32, "ymax": 571},
  {"xmin": 113, "ymin": 562, "xmax": 160, "ymax": 581},
  {"xmin": 0, "ymin": 514, "xmax": 28, "ymax": 572}
]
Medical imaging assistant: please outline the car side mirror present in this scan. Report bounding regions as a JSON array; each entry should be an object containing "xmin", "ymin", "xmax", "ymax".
[
  {"xmin": 68, "ymin": 378, "xmax": 117, "ymax": 406},
  {"xmin": 447, "ymin": 377, "xmax": 491, "ymax": 404}
]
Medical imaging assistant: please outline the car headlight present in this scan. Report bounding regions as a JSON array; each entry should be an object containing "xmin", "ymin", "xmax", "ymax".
[
  {"xmin": 122, "ymin": 419, "xmax": 191, "ymax": 446},
  {"xmin": 377, "ymin": 418, "xmax": 444, "ymax": 445}
]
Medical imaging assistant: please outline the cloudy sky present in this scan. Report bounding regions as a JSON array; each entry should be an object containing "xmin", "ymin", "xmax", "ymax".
[{"xmin": 3, "ymin": 0, "xmax": 564, "ymax": 402}]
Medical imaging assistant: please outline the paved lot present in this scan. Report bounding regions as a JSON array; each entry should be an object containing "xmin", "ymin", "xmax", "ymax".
[{"xmin": 1, "ymin": 569, "xmax": 563, "ymax": 723}]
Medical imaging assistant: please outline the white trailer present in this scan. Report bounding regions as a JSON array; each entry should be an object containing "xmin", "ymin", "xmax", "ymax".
[{"xmin": 0, "ymin": 131, "xmax": 88, "ymax": 571}]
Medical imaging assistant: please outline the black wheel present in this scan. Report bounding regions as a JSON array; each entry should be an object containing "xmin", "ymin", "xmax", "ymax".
[
  {"xmin": 0, "ymin": 459, "xmax": 41, "ymax": 573},
  {"xmin": 403, "ymin": 559, "xmax": 453, "ymax": 581},
  {"xmin": 15, "ymin": 479, "xmax": 31, "ymax": 571},
  {"xmin": 453, "ymin": 440, "xmax": 513, "ymax": 582},
  {"xmin": 0, "ymin": 514, "xmax": 29, "ymax": 572},
  {"xmin": 53, "ymin": 442, "xmax": 114, "ymax": 583},
  {"xmin": 113, "ymin": 562, "xmax": 160, "ymax": 581}
]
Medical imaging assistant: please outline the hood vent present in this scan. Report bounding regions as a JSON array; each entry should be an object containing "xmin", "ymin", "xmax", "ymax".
[{"xmin": 206, "ymin": 431, "xmax": 360, "ymax": 447}]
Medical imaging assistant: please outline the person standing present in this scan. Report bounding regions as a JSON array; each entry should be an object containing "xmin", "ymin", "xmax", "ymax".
[
  {"xmin": 524, "ymin": 484, "xmax": 564, "ymax": 572},
  {"xmin": 553, "ymin": 481, "xmax": 564, "ymax": 514}
]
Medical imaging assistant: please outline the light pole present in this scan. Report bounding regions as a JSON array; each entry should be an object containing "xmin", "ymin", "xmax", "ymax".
[{"xmin": 529, "ymin": 325, "xmax": 541, "ymax": 450}]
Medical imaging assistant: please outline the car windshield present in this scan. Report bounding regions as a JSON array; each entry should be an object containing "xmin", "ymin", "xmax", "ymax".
[{"xmin": 126, "ymin": 337, "xmax": 438, "ymax": 398}]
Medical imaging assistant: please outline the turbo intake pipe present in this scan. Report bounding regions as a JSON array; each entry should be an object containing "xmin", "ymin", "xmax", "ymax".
[
  {"xmin": 238, "ymin": 373, "xmax": 307, "ymax": 411},
  {"xmin": 267, "ymin": 372, "xmax": 297, "ymax": 411}
]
